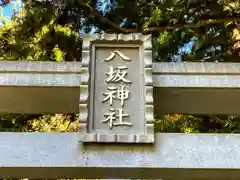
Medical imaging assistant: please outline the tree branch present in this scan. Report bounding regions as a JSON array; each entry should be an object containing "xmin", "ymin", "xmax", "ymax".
[
  {"xmin": 2, "ymin": 0, "xmax": 240, "ymax": 34},
  {"xmin": 77, "ymin": 1, "xmax": 240, "ymax": 34},
  {"xmin": 0, "ymin": 0, "xmax": 11, "ymax": 7},
  {"xmin": 146, "ymin": 18, "xmax": 240, "ymax": 33},
  {"xmin": 76, "ymin": 0, "xmax": 134, "ymax": 33}
]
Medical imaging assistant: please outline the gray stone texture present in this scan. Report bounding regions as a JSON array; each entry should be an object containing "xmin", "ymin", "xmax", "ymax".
[
  {"xmin": 0, "ymin": 60, "xmax": 240, "ymax": 115},
  {"xmin": 153, "ymin": 62, "xmax": 240, "ymax": 87},
  {"xmin": 0, "ymin": 60, "xmax": 240, "ymax": 114},
  {"xmin": 0, "ymin": 51, "xmax": 240, "ymax": 179},
  {"xmin": 0, "ymin": 133, "xmax": 240, "ymax": 179},
  {"xmin": 92, "ymin": 47, "xmax": 143, "ymax": 134},
  {"xmin": 80, "ymin": 34, "xmax": 154, "ymax": 143},
  {"xmin": 153, "ymin": 62, "xmax": 240, "ymax": 115},
  {"xmin": 0, "ymin": 61, "xmax": 81, "ymax": 113},
  {"xmin": 0, "ymin": 86, "xmax": 79, "ymax": 113},
  {"xmin": 0, "ymin": 61, "xmax": 81, "ymax": 86}
]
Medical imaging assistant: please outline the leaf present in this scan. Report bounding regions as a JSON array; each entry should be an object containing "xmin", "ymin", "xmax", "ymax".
[
  {"xmin": 157, "ymin": 31, "xmax": 170, "ymax": 45},
  {"xmin": 53, "ymin": 47, "xmax": 64, "ymax": 61}
]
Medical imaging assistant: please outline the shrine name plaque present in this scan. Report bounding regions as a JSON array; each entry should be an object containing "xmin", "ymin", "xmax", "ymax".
[{"xmin": 80, "ymin": 34, "xmax": 154, "ymax": 144}]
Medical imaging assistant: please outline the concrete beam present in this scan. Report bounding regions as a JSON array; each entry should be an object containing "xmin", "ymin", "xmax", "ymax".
[
  {"xmin": 0, "ymin": 132, "xmax": 240, "ymax": 179},
  {"xmin": 0, "ymin": 61, "xmax": 81, "ymax": 114},
  {"xmin": 0, "ymin": 61, "xmax": 239, "ymax": 179},
  {"xmin": 0, "ymin": 61, "xmax": 81, "ymax": 86},
  {"xmin": 153, "ymin": 62, "xmax": 240, "ymax": 88},
  {"xmin": 153, "ymin": 62, "xmax": 240, "ymax": 115},
  {"xmin": 0, "ymin": 86, "xmax": 80, "ymax": 114},
  {"xmin": 0, "ymin": 61, "xmax": 240, "ymax": 114}
]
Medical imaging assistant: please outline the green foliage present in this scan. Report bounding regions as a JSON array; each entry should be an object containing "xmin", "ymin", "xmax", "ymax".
[
  {"xmin": 155, "ymin": 115, "xmax": 240, "ymax": 133},
  {"xmin": 23, "ymin": 114, "xmax": 78, "ymax": 132},
  {"xmin": 1, "ymin": 0, "xmax": 239, "ymax": 62},
  {"xmin": 0, "ymin": 113, "xmax": 78, "ymax": 132},
  {"xmin": 0, "ymin": 0, "xmax": 240, "ymax": 133},
  {"xmin": 0, "ymin": 3, "xmax": 81, "ymax": 61}
]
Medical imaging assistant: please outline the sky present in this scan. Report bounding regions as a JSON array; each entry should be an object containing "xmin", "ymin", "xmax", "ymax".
[
  {"xmin": 1, "ymin": 0, "xmax": 22, "ymax": 24},
  {"xmin": 2, "ymin": 3, "xmax": 13, "ymax": 17},
  {"xmin": 1, "ymin": 0, "xmax": 194, "ymax": 61},
  {"xmin": 1, "ymin": 3, "xmax": 12, "ymax": 23}
]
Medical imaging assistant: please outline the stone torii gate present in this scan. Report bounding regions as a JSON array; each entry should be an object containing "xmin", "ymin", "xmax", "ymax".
[{"xmin": 0, "ymin": 34, "xmax": 240, "ymax": 179}]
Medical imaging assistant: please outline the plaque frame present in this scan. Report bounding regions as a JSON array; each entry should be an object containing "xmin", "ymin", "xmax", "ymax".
[{"xmin": 80, "ymin": 34, "xmax": 154, "ymax": 143}]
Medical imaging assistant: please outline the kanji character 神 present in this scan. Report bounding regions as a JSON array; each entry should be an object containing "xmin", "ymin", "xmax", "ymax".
[{"xmin": 102, "ymin": 85, "xmax": 130, "ymax": 106}]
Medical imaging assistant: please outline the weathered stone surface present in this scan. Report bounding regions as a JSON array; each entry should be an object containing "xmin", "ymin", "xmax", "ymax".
[
  {"xmin": 0, "ymin": 61, "xmax": 240, "ymax": 114},
  {"xmin": 153, "ymin": 62, "xmax": 240, "ymax": 87},
  {"xmin": 0, "ymin": 61, "xmax": 81, "ymax": 86},
  {"xmin": 0, "ymin": 133, "xmax": 240, "ymax": 179},
  {"xmin": 80, "ymin": 34, "xmax": 154, "ymax": 143},
  {"xmin": 153, "ymin": 62, "xmax": 240, "ymax": 115},
  {"xmin": 0, "ymin": 61, "xmax": 82, "ymax": 72},
  {"xmin": 0, "ymin": 61, "xmax": 81, "ymax": 113},
  {"xmin": 1, "ymin": 54, "xmax": 240, "ymax": 180}
]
